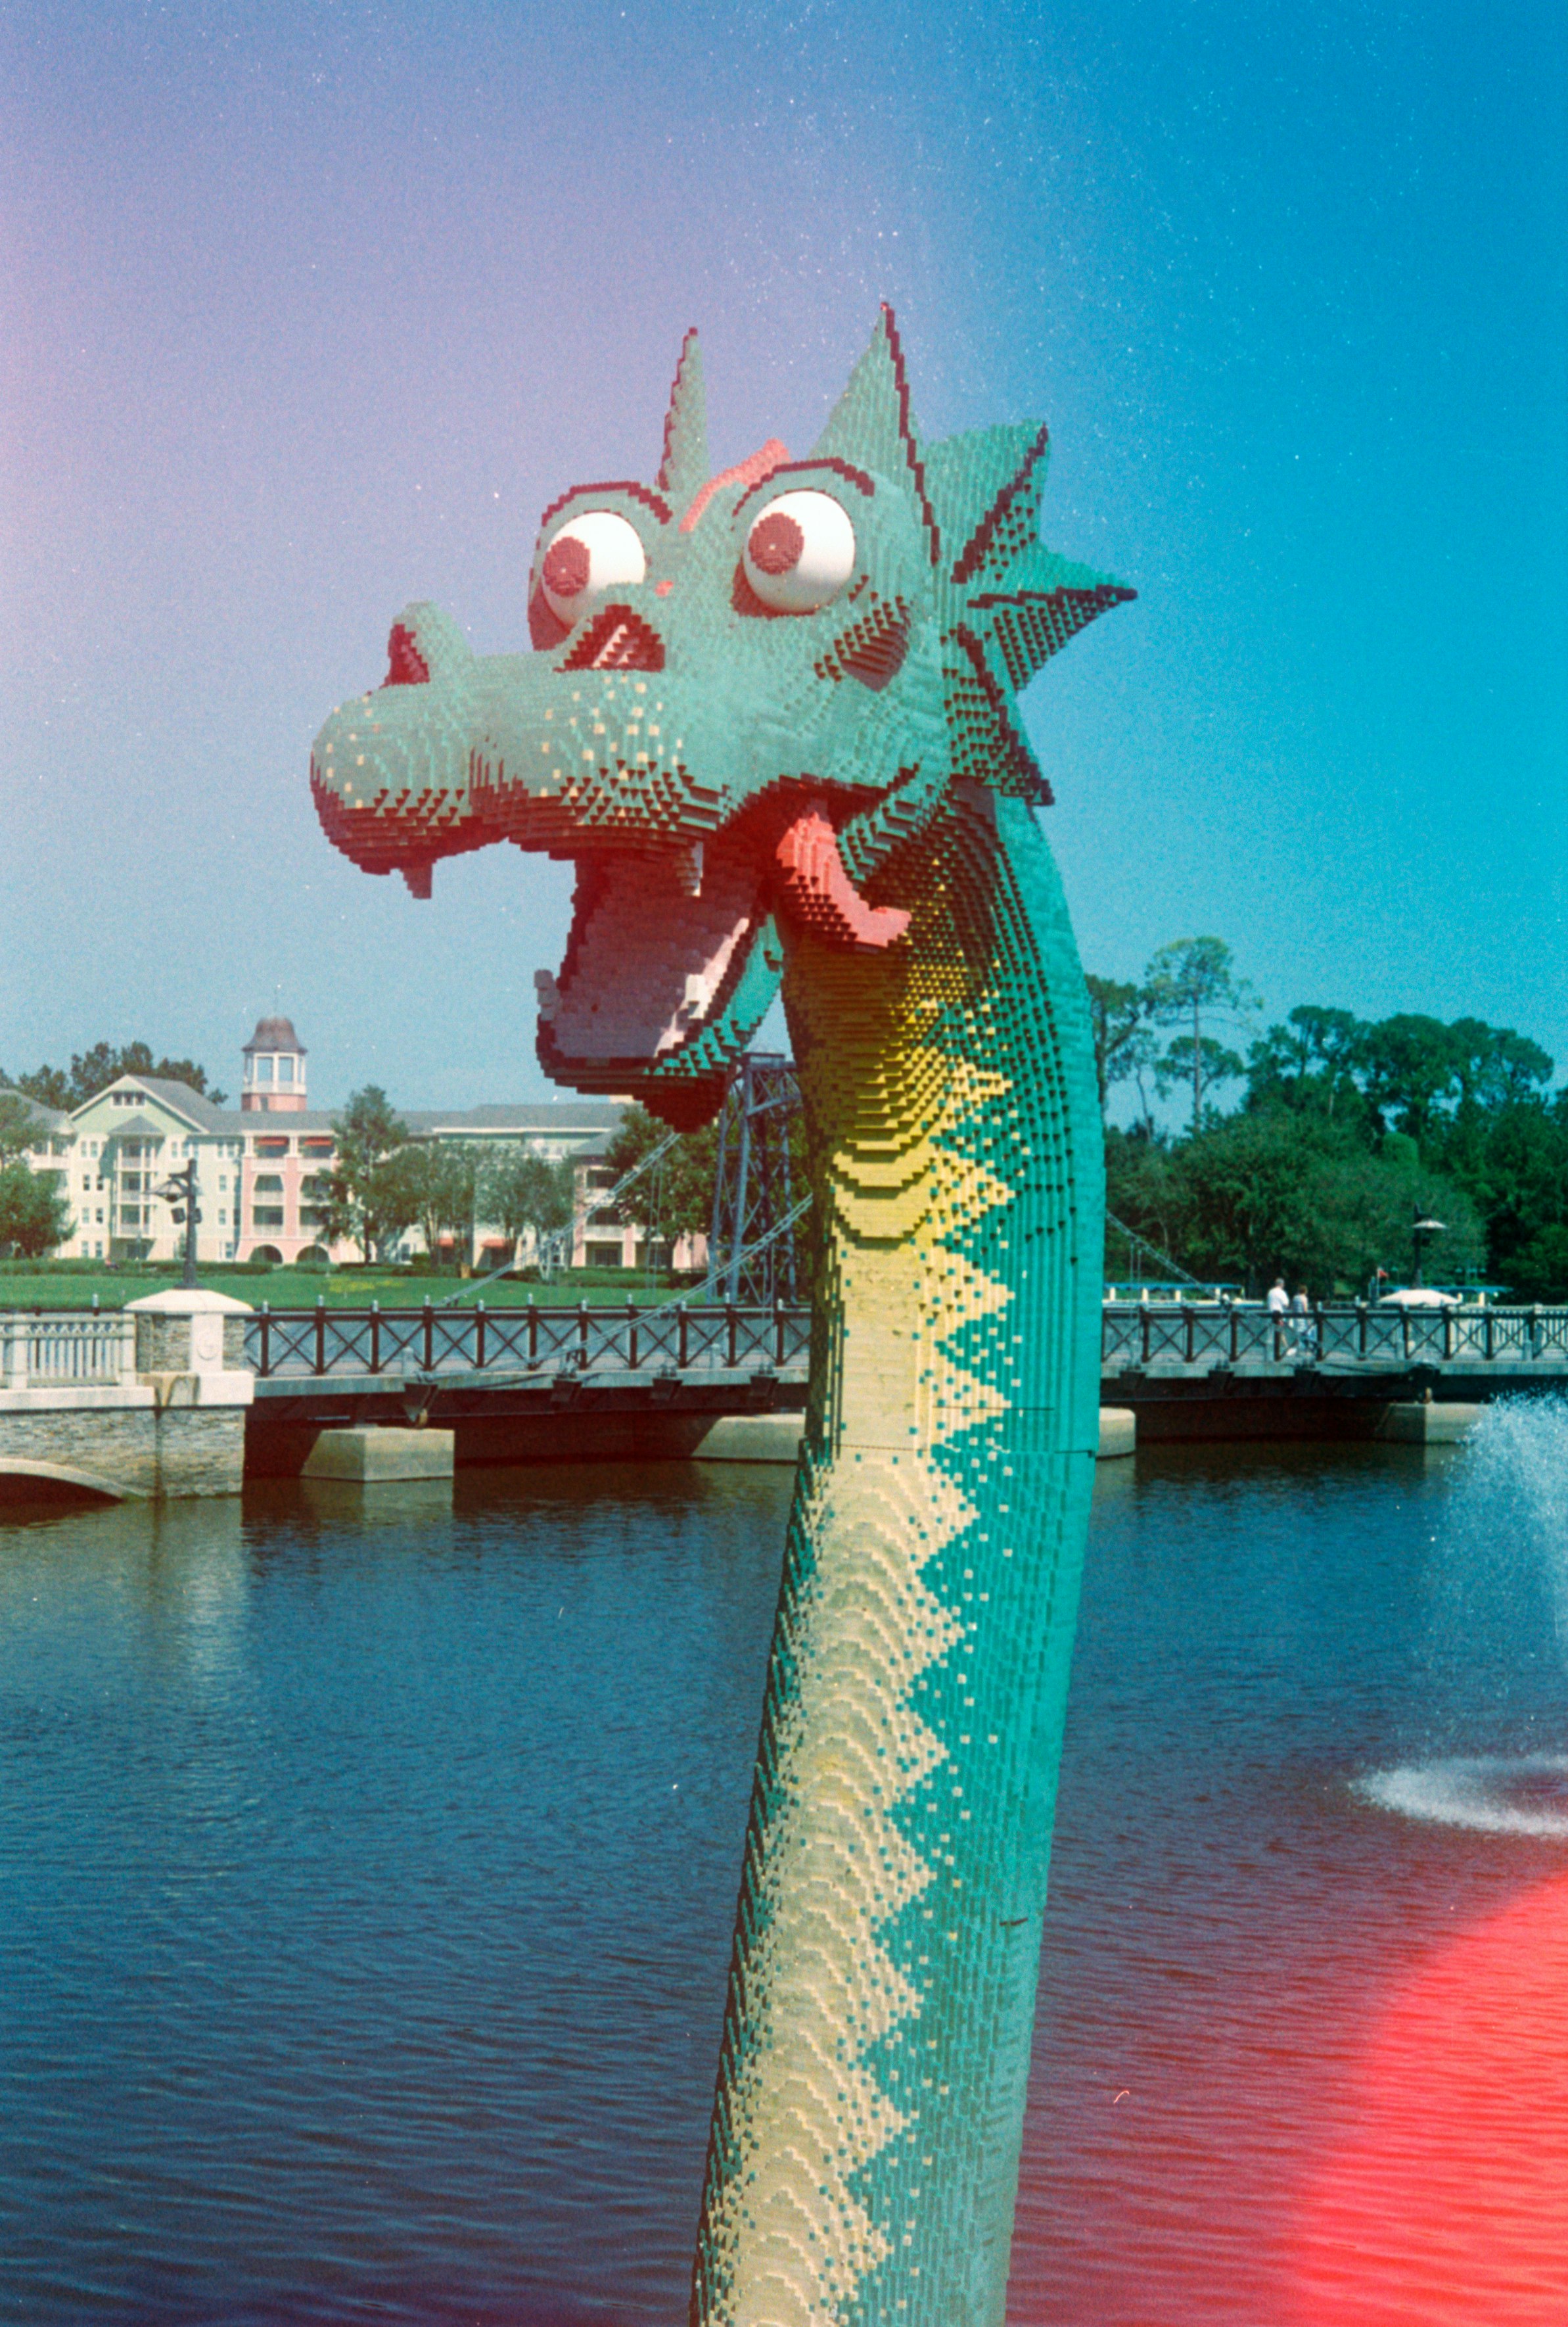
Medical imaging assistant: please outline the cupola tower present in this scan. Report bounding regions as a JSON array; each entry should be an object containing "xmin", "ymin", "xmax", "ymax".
[{"xmin": 241, "ymin": 1015, "xmax": 308, "ymax": 1113}]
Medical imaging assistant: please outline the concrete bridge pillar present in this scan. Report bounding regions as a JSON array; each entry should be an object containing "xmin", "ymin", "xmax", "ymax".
[{"xmin": 125, "ymin": 1288, "xmax": 254, "ymax": 1497}]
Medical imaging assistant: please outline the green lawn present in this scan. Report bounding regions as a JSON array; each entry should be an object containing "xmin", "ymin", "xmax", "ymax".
[{"xmin": 0, "ymin": 1262, "xmax": 714, "ymax": 1312}]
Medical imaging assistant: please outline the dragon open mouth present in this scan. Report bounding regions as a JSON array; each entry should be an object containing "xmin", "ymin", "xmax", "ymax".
[{"xmin": 534, "ymin": 802, "xmax": 908, "ymax": 1106}]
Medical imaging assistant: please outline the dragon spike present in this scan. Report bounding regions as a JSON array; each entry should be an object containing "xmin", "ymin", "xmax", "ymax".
[
  {"xmin": 926, "ymin": 423, "xmax": 1051, "ymax": 588},
  {"xmin": 812, "ymin": 304, "xmax": 942, "ymax": 567},
  {"xmin": 657, "ymin": 327, "xmax": 708, "ymax": 509},
  {"xmin": 963, "ymin": 544, "xmax": 1137, "ymax": 692}
]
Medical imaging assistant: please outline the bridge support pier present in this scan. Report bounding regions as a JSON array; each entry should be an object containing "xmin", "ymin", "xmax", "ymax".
[{"xmin": 1375, "ymin": 1401, "xmax": 1484, "ymax": 1445}]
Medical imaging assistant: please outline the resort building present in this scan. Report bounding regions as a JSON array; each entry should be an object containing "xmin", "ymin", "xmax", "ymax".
[{"xmin": 3, "ymin": 1015, "xmax": 651, "ymax": 1269}]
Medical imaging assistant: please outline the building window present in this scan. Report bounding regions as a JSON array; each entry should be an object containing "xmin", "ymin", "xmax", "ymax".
[
  {"xmin": 279, "ymin": 1056, "xmax": 294, "ymax": 1085},
  {"xmin": 585, "ymin": 1241, "xmax": 625, "ymax": 1269},
  {"xmin": 256, "ymin": 1138, "xmax": 289, "ymax": 1159},
  {"xmin": 302, "ymin": 1138, "xmax": 333, "ymax": 1159},
  {"xmin": 253, "ymin": 1173, "xmax": 285, "ymax": 1194},
  {"xmin": 256, "ymin": 1057, "xmax": 274, "ymax": 1085},
  {"xmin": 252, "ymin": 1207, "xmax": 285, "ymax": 1229}
]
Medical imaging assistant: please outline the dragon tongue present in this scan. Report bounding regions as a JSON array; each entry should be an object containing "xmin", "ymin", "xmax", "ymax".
[{"xmin": 773, "ymin": 808, "xmax": 910, "ymax": 951}]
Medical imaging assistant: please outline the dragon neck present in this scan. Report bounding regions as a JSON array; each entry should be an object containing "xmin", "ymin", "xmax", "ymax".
[{"xmin": 691, "ymin": 782, "xmax": 1104, "ymax": 2327}]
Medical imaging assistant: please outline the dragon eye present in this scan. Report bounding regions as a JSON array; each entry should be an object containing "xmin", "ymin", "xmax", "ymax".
[
  {"xmin": 540, "ymin": 510, "xmax": 647, "ymax": 624},
  {"xmin": 743, "ymin": 490, "xmax": 856, "ymax": 614}
]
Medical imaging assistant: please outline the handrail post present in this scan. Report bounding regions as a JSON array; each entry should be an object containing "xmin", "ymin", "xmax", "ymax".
[
  {"xmin": 678, "ymin": 1301, "xmax": 689, "ymax": 1370},
  {"xmin": 370, "ymin": 1300, "xmax": 381, "ymax": 1375},
  {"xmin": 1184, "ymin": 1305, "xmax": 1195, "ymax": 1364},
  {"xmin": 627, "ymin": 1294, "xmax": 637, "ymax": 1372},
  {"xmin": 260, "ymin": 1301, "xmax": 271, "ymax": 1378},
  {"xmin": 1442, "ymin": 1304, "xmax": 1455, "ymax": 1363},
  {"xmin": 727, "ymin": 1300, "xmax": 739, "ymax": 1369},
  {"xmin": 578, "ymin": 1299, "xmax": 589, "ymax": 1370},
  {"xmin": 423, "ymin": 1296, "xmax": 434, "ymax": 1373},
  {"xmin": 475, "ymin": 1300, "xmax": 486, "ymax": 1371},
  {"xmin": 1228, "ymin": 1302, "xmax": 1239, "ymax": 1365},
  {"xmin": 1356, "ymin": 1299, "xmax": 1367, "ymax": 1359},
  {"xmin": 1140, "ymin": 1305, "xmax": 1151, "ymax": 1367},
  {"xmin": 775, "ymin": 1294, "xmax": 787, "ymax": 1369},
  {"xmin": 528, "ymin": 1296, "xmax": 538, "ymax": 1367},
  {"xmin": 1485, "ymin": 1305, "xmax": 1494, "ymax": 1361},
  {"xmin": 315, "ymin": 1294, "xmax": 326, "ymax": 1376}
]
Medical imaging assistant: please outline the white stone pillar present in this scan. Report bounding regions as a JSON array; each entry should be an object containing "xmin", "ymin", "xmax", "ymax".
[{"xmin": 126, "ymin": 1288, "xmax": 254, "ymax": 1496}]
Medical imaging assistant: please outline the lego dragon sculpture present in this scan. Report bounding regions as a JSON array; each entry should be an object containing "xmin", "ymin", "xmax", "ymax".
[{"xmin": 311, "ymin": 308, "xmax": 1132, "ymax": 2327}]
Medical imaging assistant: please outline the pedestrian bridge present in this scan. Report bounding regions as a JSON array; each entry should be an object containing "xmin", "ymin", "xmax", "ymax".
[
  {"xmin": 241, "ymin": 1297, "xmax": 1568, "ymax": 1461},
  {"xmin": 4, "ymin": 1300, "xmax": 1566, "ymax": 1499}
]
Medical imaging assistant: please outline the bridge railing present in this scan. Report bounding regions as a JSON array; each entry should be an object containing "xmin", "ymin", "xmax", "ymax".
[
  {"xmin": 245, "ymin": 1300, "xmax": 813, "ymax": 1380},
  {"xmin": 5, "ymin": 1302, "xmax": 1563, "ymax": 1392},
  {"xmin": 0, "ymin": 1311, "xmax": 137, "ymax": 1389},
  {"xmin": 1099, "ymin": 1300, "xmax": 1568, "ymax": 1370}
]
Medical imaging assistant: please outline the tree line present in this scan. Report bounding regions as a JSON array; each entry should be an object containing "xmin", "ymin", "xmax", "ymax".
[
  {"xmin": 1, "ymin": 1041, "xmax": 225, "ymax": 1113},
  {"xmin": 3, "ymin": 970, "xmax": 1563, "ymax": 1300},
  {"xmin": 1090, "ymin": 939, "xmax": 1567, "ymax": 1300}
]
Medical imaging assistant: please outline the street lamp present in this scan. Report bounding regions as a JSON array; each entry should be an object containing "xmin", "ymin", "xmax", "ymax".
[
  {"xmin": 1411, "ymin": 1206, "xmax": 1446, "ymax": 1290},
  {"xmin": 154, "ymin": 1158, "xmax": 201, "ymax": 1290}
]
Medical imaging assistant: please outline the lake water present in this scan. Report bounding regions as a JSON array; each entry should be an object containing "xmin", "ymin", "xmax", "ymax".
[{"xmin": 3, "ymin": 1419, "xmax": 1565, "ymax": 2325}]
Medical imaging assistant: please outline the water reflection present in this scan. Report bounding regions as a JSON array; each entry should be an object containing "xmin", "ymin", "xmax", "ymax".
[{"xmin": 1, "ymin": 1435, "xmax": 1565, "ymax": 2323}]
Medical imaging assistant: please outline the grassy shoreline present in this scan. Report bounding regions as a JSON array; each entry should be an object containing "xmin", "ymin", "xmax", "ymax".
[{"xmin": 0, "ymin": 1263, "xmax": 714, "ymax": 1311}]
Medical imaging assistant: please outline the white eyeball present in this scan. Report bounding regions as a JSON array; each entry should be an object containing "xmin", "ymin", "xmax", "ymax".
[
  {"xmin": 540, "ymin": 510, "xmax": 647, "ymax": 624},
  {"xmin": 743, "ymin": 490, "xmax": 857, "ymax": 613}
]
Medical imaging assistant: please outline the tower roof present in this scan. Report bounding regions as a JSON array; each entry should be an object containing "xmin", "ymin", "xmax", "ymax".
[{"xmin": 244, "ymin": 1016, "xmax": 306, "ymax": 1056}]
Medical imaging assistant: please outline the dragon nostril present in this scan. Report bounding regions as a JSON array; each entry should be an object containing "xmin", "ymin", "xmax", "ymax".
[{"xmin": 383, "ymin": 623, "xmax": 430, "ymax": 686}]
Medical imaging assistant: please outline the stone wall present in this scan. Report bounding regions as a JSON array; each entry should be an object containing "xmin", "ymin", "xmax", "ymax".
[
  {"xmin": 0, "ymin": 1402, "xmax": 247, "ymax": 1499},
  {"xmin": 154, "ymin": 1407, "xmax": 246, "ymax": 1495},
  {"xmin": 0, "ymin": 1405, "xmax": 160, "ymax": 1497}
]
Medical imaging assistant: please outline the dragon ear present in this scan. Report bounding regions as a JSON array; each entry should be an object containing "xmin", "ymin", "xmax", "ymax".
[
  {"xmin": 812, "ymin": 305, "xmax": 942, "ymax": 567},
  {"xmin": 657, "ymin": 329, "xmax": 708, "ymax": 509}
]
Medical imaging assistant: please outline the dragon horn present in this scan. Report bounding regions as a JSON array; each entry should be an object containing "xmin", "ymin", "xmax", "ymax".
[
  {"xmin": 812, "ymin": 304, "xmax": 942, "ymax": 568},
  {"xmin": 657, "ymin": 327, "xmax": 708, "ymax": 509}
]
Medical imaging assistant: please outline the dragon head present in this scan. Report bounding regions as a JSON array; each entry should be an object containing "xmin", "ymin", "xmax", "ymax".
[{"xmin": 310, "ymin": 308, "xmax": 1132, "ymax": 1126}]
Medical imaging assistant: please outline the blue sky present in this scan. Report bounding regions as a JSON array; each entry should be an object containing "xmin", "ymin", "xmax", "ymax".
[{"xmin": 3, "ymin": 0, "xmax": 1564, "ymax": 1108}]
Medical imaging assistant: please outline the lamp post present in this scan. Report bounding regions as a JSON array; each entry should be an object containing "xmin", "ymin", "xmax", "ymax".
[
  {"xmin": 1412, "ymin": 1206, "xmax": 1446, "ymax": 1290},
  {"xmin": 154, "ymin": 1159, "xmax": 201, "ymax": 1290}
]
